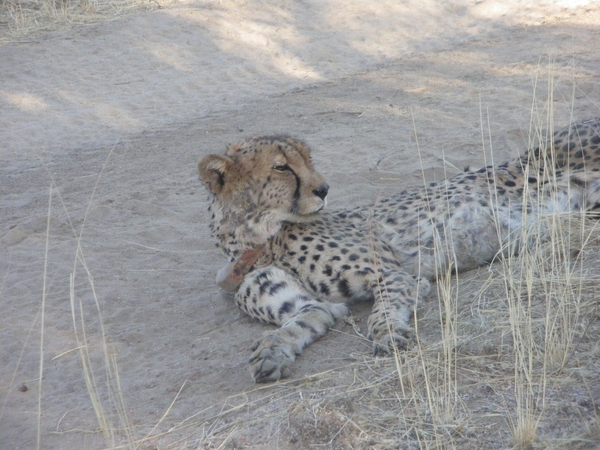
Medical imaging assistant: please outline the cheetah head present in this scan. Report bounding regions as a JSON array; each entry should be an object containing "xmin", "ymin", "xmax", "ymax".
[{"xmin": 198, "ymin": 136, "xmax": 329, "ymax": 254}]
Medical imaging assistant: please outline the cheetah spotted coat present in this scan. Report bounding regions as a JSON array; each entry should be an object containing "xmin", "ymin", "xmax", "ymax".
[{"xmin": 198, "ymin": 119, "xmax": 600, "ymax": 382}]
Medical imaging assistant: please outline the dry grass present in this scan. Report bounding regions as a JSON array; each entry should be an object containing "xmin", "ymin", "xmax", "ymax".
[
  {"xmin": 0, "ymin": 0, "xmax": 171, "ymax": 44},
  {"xmin": 43, "ymin": 213, "xmax": 600, "ymax": 448},
  {"xmin": 25, "ymin": 70, "xmax": 600, "ymax": 448},
  {"xmin": 85, "ymin": 152, "xmax": 599, "ymax": 447},
  {"xmin": 2, "ymin": 0, "xmax": 597, "ymax": 446},
  {"xmin": 123, "ymin": 96, "xmax": 600, "ymax": 448},
  {"xmin": 31, "ymin": 145, "xmax": 138, "ymax": 449}
]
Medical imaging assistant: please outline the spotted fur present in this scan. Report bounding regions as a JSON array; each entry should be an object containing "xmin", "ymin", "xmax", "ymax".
[{"xmin": 198, "ymin": 120, "xmax": 600, "ymax": 382}]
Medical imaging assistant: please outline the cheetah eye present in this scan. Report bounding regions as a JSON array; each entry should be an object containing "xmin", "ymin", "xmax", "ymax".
[{"xmin": 273, "ymin": 164, "xmax": 291, "ymax": 173}]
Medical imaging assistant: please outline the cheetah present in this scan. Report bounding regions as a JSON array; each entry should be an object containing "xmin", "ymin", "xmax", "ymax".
[{"xmin": 198, "ymin": 118, "xmax": 600, "ymax": 382}]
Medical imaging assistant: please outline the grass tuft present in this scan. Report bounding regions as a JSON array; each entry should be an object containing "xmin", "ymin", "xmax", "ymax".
[{"xmin": 0, "ymin": 0, "xmax": 176, "ymax": 44}]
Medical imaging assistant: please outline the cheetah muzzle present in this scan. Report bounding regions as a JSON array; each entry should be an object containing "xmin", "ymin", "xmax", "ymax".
[{"xmin": 198, "ymin": 123, "xmax": 600, "ymax": 382}]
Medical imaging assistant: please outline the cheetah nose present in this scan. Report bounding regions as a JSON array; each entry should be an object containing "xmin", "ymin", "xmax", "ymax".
[{"xmin": 313, "ymin": 184, "xmax": 329, "ymax": 200}]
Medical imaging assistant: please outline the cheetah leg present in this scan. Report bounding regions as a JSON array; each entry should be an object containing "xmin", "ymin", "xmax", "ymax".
[
  {"xmin": 367, "ymin": 270, "xmax": 430, "ymax": 356},
  {"xmin": 235, "ymin": 267, "xmax": 349, "ymax": 382}
]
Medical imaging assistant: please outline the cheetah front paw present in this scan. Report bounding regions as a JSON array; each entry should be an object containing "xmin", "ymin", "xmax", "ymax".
[
  {"xmin": 369, "ymin": 325, "xmax": 415, "ymax": 356},
  {"xmin": 249, "ymin": 334, "xmax": 296, "ymax": 383}
]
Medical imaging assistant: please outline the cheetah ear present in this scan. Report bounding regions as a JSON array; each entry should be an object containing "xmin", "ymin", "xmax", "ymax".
[{"xmin": 198, "ymin": 155, "xmax": 234, "ymax": 195}]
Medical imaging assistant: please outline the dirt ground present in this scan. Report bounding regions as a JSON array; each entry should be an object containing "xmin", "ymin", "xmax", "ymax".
[{"xmin": 2, "ymin": 1, "xmax": 600, "ymax": 449}]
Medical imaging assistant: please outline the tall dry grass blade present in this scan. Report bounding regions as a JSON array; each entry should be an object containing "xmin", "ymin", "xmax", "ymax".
[
  {"xmin": 70, "ymin": 271, "xmax": 113, "ymax": 445},
  {"xmin": 139, "ymin": 380, "xmax": 188, "ymax": 446},
  {"xmin": 498, "ymin": 67, "xmax": 590, "ymax": 446},
  {"xmin": 37, "ymin": 185, "xmax": 53, "ymax": 450},
  {"xmin": 66, "ymin": 139, "xmax": 136, "ymax": 449}
]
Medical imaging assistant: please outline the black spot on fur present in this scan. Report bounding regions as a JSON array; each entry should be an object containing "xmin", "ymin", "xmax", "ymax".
[
  {"xmin": 278, "ymin": 301, "xmax": 295, "ymax": 317},
  {"xmin": 296, "ymin": 320, "xmax": 318, "ymax": 335},
  {"xmin": 269, "ymin": 282, "xmax": 286, "ymax": 296},
  {"xmin": 338, "ymin": 279, "xmax": 352, "ymax": 298}
]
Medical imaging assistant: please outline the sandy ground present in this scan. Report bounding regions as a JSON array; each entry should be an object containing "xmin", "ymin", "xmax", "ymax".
[{"xmin": 2, "ymin": 1, "xmax": 600, "ymax": 448}]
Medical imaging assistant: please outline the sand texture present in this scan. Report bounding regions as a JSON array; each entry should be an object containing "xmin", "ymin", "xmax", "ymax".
[{"xmin": 2, "ymin": 1, "xmax": 600, "ymax": 448}]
